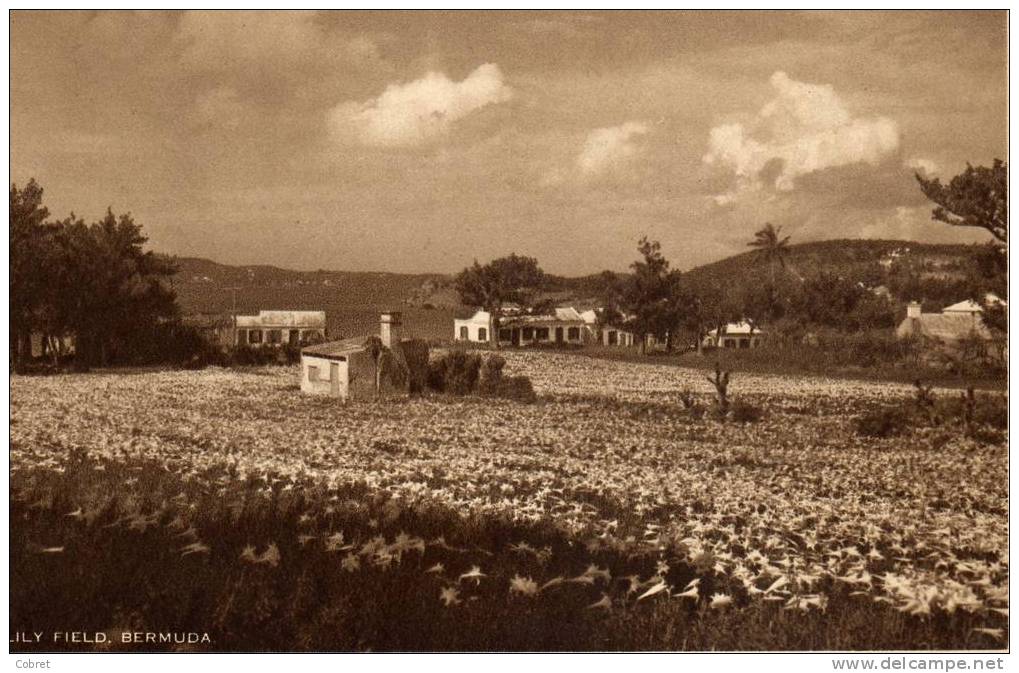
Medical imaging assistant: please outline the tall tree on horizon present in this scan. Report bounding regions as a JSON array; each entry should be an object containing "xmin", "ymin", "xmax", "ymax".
[
  {"xmin": 454, "ymin": 253, "xmax": 545, "ymax": 349},
  {"xmin": 747, "ymin": 222, "xmax": 792, "ymax": 286}
]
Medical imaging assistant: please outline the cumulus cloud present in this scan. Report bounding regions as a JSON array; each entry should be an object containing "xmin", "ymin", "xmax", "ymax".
[
  {"xmin": 905, "ymin": 157, "xmax": 939, "ymax": 176},
  {"xmin": 576, "ymin": 122, "xmax": 649, "ymax": 176},
  {"xmin": 328, "ymin": 64, "xmax": 513, "ymax": 147},
  {"xmin": 704, "ymin": 71, "xmax": 899, "ymax": 196}
]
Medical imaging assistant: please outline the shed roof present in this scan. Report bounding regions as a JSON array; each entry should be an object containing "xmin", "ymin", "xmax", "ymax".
[{"xmin": 301, "ymin": 338, "xmax": 365, "ymax": 359}]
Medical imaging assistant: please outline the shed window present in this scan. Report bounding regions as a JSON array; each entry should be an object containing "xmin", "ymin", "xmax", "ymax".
[
  {"xmin": 567, "ymin": 327, "xmax": 581, "ymax": 340},
  {"xmin": 249, "ymin": 329, "xmax": 263, "ymax": 344},
  {"xmin": 535, "ymin": 327, "xmax": 549, "ymax": 341},
  {"xmin": 459, "ymin": 326, "xmax": 469, "ymax": 340},
  {"xmin": 308, "ymin": 365, "xmax": 320, "ymax": 382},
  {"xmin": 478, "ymin": 327, "xmax": 488, "ymax": 342}
]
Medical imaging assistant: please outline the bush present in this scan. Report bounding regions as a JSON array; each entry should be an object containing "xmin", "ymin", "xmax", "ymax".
[
  {"xmin": 427, "ymin": 351, "xmax": 482, "ymax": 395},
  {"xmin": 855, "ymin": 405, "xmax": 911, "ymax": 438},
  {"xmin": 728, "ymin": 400, "xmax": 764, "ymax": 424}
]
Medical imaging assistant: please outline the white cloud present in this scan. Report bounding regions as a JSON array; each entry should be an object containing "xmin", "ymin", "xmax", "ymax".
[
  {"xmin": 704, "ymin": 71, "xmax": 899, "ymax": 195},
  {"xmin": 329, "ymin": 64, "xmax": 513, "ymax": 147},
  {"xmin": 905, "ymin": 157, "xmax": 939, "ymax": 176},
  {"xmin": 576, "ymin": 122, "xmax": 649, "ymax": 176}
]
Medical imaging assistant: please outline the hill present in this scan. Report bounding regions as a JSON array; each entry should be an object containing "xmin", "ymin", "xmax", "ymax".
[
  {"xmin": 169, "ymin": 257, "xmax": 454, "ymax": 341},
  {"xmin": 166, "ymin": 240, "xmax": 988, "ymax": 341}
]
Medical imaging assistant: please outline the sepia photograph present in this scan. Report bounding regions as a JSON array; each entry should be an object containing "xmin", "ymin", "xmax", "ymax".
[{"xmin": 8, "ymin": 9, "xmax": 1009, "ymax": 657}]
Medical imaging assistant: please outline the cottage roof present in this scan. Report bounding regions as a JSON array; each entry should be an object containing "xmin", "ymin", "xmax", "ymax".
[
  {"xmin": 707, "ymin": 321, "xmax": 763, "ymax": 337},
  {"xmin": 896, "ymin": 313, "xmax": 990, "ymax": 342},
  {"xmin": 554, "ymin": 306, "xmax": 584, "ymax": 321},
  {"xmin": 236, "ymin": 310, "xmax": 327, "ymax": 328},
  {"xmin": 579, "ymin": 309, "xmax": 598, "ymax": 324},
  {"xmin": 941, "ymin": 299, "xmax": 983, "ymax": 314}
]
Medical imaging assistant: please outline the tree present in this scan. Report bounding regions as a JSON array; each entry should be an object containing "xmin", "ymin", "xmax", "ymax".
[
  {"xmin": 747, "ymin": 222, "xmax": 791, "ymax": 285},
  {"xmin": 454, "ymin": 254, "xmax": 545, "ymax": 349},
  {"xmin": 619, "ymin": 238, "xmax": 683, "ymax": 355},
  {"xmin": 363, "ymin": 335, "xmax": 385, "ymax": 397},
  {"xmin": 10, "ymin": 179, "xmax": 53, "ymax": 370},
  {"xmin": 917, "ymin": 160, "xmax": 1008, "ymax": 333},
  {"xmin": 916, "ymin": 159, "xmax": 1007, "ymax": 244}
]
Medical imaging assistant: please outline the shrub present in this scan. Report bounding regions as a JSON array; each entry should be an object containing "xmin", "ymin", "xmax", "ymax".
[
  {"xmin": 478, "ymin": 354, "xmax": 506, "ymax": 393},
  {"xmin": 728, "ymin": 400, "xmax": 764, "ymax": 424},
  {"xmin": 427, "ymin": 351, "xmax": 482, "ymax": 395},
  {"xmin": 481, "ymin": 374, "xmax": 537, "ymax": 404},
  {"xmin": 855, "ymin": 405, "xmax": 911, "ymax": 438}
]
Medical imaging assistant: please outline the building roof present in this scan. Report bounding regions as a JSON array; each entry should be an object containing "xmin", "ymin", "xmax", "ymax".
[
  {"xmin": 554, "ymin": 306, "xmax": 584, "ymax": 321},
  {"xmin": 706, "ymin": 321, "xmax": 764, "ymax": 337},
  {"xmin": 579, "ymin": 309, "xmax": 598, "ymax": 324},
  {"xmin": 236, "ymin": 310, "xmax": 326, "ymax": 328},
  {"xmin": 941, "ymin": 299, "xmax": 983, "ymax": 314},
  {"xmin": 301, "ymin": 337, "xmax": 365, "ymax": 359},
  {"xmin": 896, "ymin": 313, "xmax": 990, "ymax": 342}
]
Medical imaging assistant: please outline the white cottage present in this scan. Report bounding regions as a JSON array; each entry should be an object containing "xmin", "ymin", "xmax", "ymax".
[
  {"xmin": 235, "ymin": 310, "xmax": 326, "ymax": 347},
  {"xmin": 579, "ymin": 309, "xmax": 636, "ymax": 347},
  {"xmin": 453, "ymin": 306, "xmax": 589, "ymax": 346},
  {"xmin": 702, "ymin": 322, "xmax": 766, "ymax": 349}
]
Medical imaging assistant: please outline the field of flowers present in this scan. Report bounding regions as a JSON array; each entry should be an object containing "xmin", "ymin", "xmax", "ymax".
[{"xmin": 9, "ymin": 352, "xmax": 1008, "ymax": 651}]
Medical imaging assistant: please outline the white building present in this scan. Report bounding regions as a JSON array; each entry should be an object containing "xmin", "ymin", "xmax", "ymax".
[
  {"xmin": 702, "ymin": 322, "xmax": 766, "ymax": 349},
  {"xmin": 235, "ymin": 310, "xmax": 326, "ymax": 347},
  {"xmin": 301, "ymin": 312, "xmax": 427, "ymax": 401},
  {"xmin": 579, "ymin": 309, "xmax": 636, "ymax": 347},
  {"xmin": 454, "ymin": 306, "xmax": 589, "ymax": 347}
]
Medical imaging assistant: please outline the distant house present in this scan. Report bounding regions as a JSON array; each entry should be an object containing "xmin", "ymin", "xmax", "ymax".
[
  {"xmin": 579, "ymin": 309, "xmax": 636, "ymax": 347},
  {"xmin": 301, "ymin": 312, "xmax": 427, "ymax": 401},
  {"xmin": 235, "ymin": 310, "xmax": 326, "ymax": 347},
  {"xmin": 895, "ymin": 297, "xmax": 1003, "ymax": 344},
  {"xmin": 453, "ymin": 306, "xmax": 589, "ymax": 347},
  {"xmin": 702, "ymin": 322, "xmax": 766, "ymax": 350}
]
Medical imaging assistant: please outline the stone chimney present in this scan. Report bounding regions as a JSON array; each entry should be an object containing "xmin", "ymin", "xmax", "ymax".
[
  {"xmin": 380, "ymin": 312, "xmax": 402, "ymax": 348},
  {"xmin": 906, "ymin": 301, "xmax": 922, "ymax": 319}
]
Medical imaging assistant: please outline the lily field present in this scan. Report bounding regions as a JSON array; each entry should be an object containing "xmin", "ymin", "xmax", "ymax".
[{"xmin": 9, "ymin": 352, "xmax": 1008, "ymax": 651}]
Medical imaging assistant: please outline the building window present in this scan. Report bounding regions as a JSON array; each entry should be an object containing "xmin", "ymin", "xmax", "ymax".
[
  {"xmin": 567, "ymin": 327, "xmax": 581, "ymax": 340},
  {"xmin": 535, "ymin": 327, "xmax": 549, "ymax": 341},
  {"xmin": 724, "ymin": 338, "xmax": 735, "ymax": 348},
  {"xmin": 236, "ymin": 329, "xmax": 247, "ymax": 345},
  {"xmin": 478, "ymin": 327, "xmax": 487, "ymax": 342},
  {"xmin": 268, "ymin": 329, "xmax": 282, "ymax": 344},
  {"xmin": 308, "ymin": 365, "xmax": 320, "ymax": 382},
  {"xmin": 499, "ymin": 328, "xmax": 511, "ymax": 341},
  {"xmin": 739, "ymin": 338, "xmax": 750, "ymax": 349},
  {"xmin": 459, "ymin": 326, "xmax": 469, "ymax": 340},
  {"xmin": 249, "ymin": 329, "xmax": 263, "ymax": 344},
  {"xmin": 522, "ymin": 327, "xmax": 534, "ymax": 340},
  {"xmin": 608, "ymin": 330, "xmax": 618, "ymax": 346}
]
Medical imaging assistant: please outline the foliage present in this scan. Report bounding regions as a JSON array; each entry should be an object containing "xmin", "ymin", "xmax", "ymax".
[
  {"xmin": 10, "ymin": 180, "xmax": 181, "ymax": 370},
  {"xmin": 9, "ymin": 352, "xmax": 1007, "ymax": 650},
  {"xmin": 478, "ymin": 354, "xmax": 536, "ymax": 403},
  {"xmin": 427, "ymin": 351, "xmax": 483, "ymax": 395},
  {"xmin": 747, "ymin": 222, "xmax": 791, "ymax": 285},
  {"xmin": 727, "ymin": 399, "xmax": 764, "ymax": 424},
  {"xmin": 854, "ymin": 405, "xmax": 911, "ymax": 438},
  {"xmin": 915, "ymin": 159, "xmax": 1007, "ymax": 244},
  {"xmin": 454, "ymin": 254, "xmax": 545, "ymax": 347}
]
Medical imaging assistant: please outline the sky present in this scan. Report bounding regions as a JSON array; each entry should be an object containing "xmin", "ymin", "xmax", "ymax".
[{"xmin": 10, "ymin": 10, "xmax": 1008, "ymax": 275}]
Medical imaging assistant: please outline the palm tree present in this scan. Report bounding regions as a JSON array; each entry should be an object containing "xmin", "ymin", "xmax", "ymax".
[{"xmin": 748, "ymin": 223, "xmax": 791, "ymax": 285}]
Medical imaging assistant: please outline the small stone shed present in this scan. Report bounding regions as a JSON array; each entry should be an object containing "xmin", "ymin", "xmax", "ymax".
[{"xmin": 300, "ymin": 312, "xmax": 428, "ymax": 401}]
